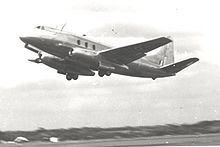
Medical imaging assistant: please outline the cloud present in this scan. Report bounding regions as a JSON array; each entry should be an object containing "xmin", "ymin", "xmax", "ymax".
[
  {"xmin": 70, "ymin": 0, "xmax": 138, "ymax": 13},
  {"xmin": 89, "ymin": 22, "xmax": 201, "ymax": 38},
  {"xmin": 87, "ymin": 22, "xmax": 202, "ymax": 56}
]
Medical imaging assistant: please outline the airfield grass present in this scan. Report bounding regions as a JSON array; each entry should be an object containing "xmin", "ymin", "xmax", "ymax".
[
  {"xmin": 2, "ymin": 134, "xmax": 220, "ymax": 146},
  {"xmin": 1, "ymin": 120, "xmax": 220, "ymax": 146}
]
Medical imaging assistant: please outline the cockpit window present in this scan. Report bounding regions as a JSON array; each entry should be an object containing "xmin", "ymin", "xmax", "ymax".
[
  {"xmin": 35, "ymin": 25, "xmax": 70, "ymax": 34},
  {"xmin": 35, "ymin": 26, "xmax": 45, "ymax": 30}
]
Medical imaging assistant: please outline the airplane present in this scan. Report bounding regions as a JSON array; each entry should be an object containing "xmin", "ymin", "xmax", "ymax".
[{"xmin": 19, "ymin": 26, "xmax": 199, "ymax": 81}]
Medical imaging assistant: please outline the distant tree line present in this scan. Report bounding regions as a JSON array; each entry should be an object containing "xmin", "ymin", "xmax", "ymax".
[{"xmin": 1, "ymin": 120, "xmax": 220, "ymax": 142}]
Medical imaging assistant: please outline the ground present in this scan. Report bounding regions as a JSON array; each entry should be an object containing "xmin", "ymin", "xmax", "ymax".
[{"xmin": 2, "ymin": 133, "xmax": 220, "ymax": 146}]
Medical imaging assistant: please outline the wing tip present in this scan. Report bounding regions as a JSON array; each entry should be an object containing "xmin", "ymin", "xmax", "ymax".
[
  {"xmin": 159, "ymin": 37, "xmax": 173, "ymax": 44},
  {"xmin": 190, "ymin": 57, "xmax": 199, "ymax": 63}
]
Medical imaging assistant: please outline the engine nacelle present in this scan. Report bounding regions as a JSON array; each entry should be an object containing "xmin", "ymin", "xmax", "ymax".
[
  {"xmin": 41, "ymin": 56, "xmax": 95, "ymax": 76},
  {"xmin": 68, "ymin": 48, "xmax": 99, "ymax": 69},
  {"xmin": 42, "ymin": 56, "xmax": 66, "ymax": 71}
]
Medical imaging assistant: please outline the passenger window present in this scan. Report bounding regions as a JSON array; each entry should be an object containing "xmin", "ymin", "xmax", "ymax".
[
  {"xmin": 77, "ymin": 40, "xmax": 80, "ymax": 45},
  {"xmin": 85, "ymin": 42, "xmax": 88, "ymax": 48},
  {"xmin": 92, "ymin": 45, "xmax": 96, "ymax": 50}
]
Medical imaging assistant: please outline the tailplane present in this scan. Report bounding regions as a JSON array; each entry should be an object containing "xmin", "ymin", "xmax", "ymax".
[
  {"xmin": 146, "ymin": 36, "xmax": 174, "ymax": 67},
  {"xmin": 161, "ymin": 58, "xmax": 199, "ymax": 73}
]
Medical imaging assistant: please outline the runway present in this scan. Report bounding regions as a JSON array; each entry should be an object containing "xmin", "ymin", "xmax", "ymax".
[{"xmin": 2, "ymin": 133, "xmax": 220, "ymax": 146}]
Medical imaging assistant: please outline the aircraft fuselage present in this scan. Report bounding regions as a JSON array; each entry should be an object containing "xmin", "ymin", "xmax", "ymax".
[{"xmin": 21, "ymin": 35, "xmax": 172, "ymax": 79}]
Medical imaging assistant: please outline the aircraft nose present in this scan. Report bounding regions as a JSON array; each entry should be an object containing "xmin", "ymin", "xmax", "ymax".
[
  {"xmin": 19, "ymin": 36, "xmax": 38, "ymax": 44},
  {"xmin": 19, "ymin": 36, "xmax": 30, "ymax": 44},
  {"xmin": 19, "ymin": 37, "xmax": 26, "ymax": 43}
]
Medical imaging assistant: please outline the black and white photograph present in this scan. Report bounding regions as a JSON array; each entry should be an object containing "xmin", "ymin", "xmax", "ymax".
[{"xmin": 0, "ymin": 0, "xmax": 220, "ymax": 146}]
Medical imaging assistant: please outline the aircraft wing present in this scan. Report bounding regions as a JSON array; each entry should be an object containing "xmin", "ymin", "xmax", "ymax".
[{"xmin": 99, "ymin": 37, "xmax": 172, "ymax": 65}]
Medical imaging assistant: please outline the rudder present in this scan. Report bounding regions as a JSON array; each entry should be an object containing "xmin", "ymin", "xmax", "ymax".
[
  {"xmin": 157, "ymin": 36, "xmax": 174, "ymax": 66},
  {"xmin": 146, "ymin": 36, "xmax": 174, "ymax": 67}
]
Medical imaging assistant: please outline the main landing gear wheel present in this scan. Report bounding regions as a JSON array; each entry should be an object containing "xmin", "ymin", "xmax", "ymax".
[
  {"xmin": 72, "ymin": 75, "xmax": 78, "ymax": 80},
  {"xmin": 66, "ymin": 74, "xmax": 72, "ymax": 81},
  {"xmin": 106, "ymin": 71, "xmax": 111, "ymax": 76},
  {"xmin": 66, "ymin": 73, "xmax": 79, "ymax": 81},
  {"xmin": 98, "ymin": 71, "xmax": 105, "ymax": 77}
]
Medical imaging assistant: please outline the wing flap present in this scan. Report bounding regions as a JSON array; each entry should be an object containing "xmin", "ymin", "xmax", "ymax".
[{"xmin": 99, "ymin": 37, "xmax": 172, "ymax": 65}]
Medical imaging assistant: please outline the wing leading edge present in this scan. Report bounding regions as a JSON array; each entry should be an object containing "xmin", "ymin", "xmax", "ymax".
[{"xmin": 99, "ymin": 37, "xmax": 172, "ymax": 65}]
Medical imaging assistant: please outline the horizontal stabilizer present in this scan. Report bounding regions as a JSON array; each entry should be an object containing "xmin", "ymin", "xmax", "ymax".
[{"xmin": 161, "ymin": 58, "xmax": 199, "ymax": 73}]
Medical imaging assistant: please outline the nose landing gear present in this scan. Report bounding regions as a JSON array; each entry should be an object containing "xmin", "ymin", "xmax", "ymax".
[{"xmin": 28, "ymin": 51, "xmax": 43, "ymax": 63}]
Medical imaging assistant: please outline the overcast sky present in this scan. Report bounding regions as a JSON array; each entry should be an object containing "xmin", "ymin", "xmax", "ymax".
[{"xmin": 0, "ymin": 0, "xmax": 220, "ymax": 131}]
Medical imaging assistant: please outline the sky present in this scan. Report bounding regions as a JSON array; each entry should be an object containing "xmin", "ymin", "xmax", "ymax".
[{"xmin": 0, "ymin": 0, "xmax": 220, "ymax": 131}]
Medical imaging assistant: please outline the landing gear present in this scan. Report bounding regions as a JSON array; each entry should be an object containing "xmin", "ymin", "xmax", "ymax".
[
  {"xmin": 66, "ymin": 74, "xmax": 72, "ymax": 81},
  {"xmin": 38, "ymin": 52, "xmax": 42, "ymax": 58},
  {"xmin": 28, "ymin": 51, "xmax": 43, "ymax": 63},
  {"xmin": 106, "ymin": 71, "xmax": 111, "ymax": 76},
  {"xmin": 152, "ymin": 77, "xmax": 156, "ymax": 80},
  {"xmin": 66, "ymin": 73, "xmax": 78, "ymax": 81},
  {"xmin": 72, "ymin": 74, "xmax": 78, "ymax": 80},
  {"xmin": 98, "ymin": 70, "xmax": 111, "ymax": 77},
  {"xmin": 98, "ymin": 71, "xmax": 105, "ymax": 77},
  {"xmin": 35, "ymin": 52, "xmax": 42, "ymax": 63}
]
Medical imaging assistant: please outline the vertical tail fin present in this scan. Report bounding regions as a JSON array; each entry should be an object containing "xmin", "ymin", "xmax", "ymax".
[
  {"xmin": 157, "ymin": 36, "xmax": 174, "ymax": 66},
  {"xmin": 146, "ymin": 36, "xmax": 174, "ymax": 67}
]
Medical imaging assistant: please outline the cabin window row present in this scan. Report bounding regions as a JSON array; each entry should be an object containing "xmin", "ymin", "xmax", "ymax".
[{"xmin": 77, "ymin": 40, "xmax": 96, "ymax": 50}]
